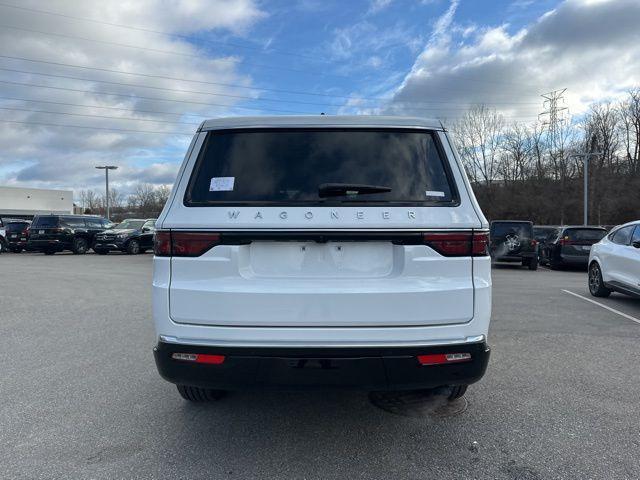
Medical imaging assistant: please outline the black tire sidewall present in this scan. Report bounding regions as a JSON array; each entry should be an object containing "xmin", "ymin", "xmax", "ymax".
[{"xmin": 127, "ymin": 240, "xmax": 140, "ymax": 255}]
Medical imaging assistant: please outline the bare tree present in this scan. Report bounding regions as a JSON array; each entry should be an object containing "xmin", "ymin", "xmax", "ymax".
[{"xmin": 453, "ymin": 105, "xmax": 505, "ymax": 189}]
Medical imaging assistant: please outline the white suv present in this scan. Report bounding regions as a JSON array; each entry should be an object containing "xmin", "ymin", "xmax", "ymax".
[
  {"xmin": 589, "ymin": 220, "xmax": 640, "ymax": 298},
  {"xmin": 152, "ymin": 116, "xmax": 492, "ymax": 402}
]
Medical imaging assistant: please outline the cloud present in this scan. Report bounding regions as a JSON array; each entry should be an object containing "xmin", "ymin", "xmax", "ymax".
[
  {"xmin": 368, "ymin": 0, "xmax": 394, "ymax": 14},
  {"xmin": 0, "ymin": 0, "xmax": 264, "ymax": 196},
  {"xmin": 386, "ymin": 0, "xmax": 640, "ymax": 122}
]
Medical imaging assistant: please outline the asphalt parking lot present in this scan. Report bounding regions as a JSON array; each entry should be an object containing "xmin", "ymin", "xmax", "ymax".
[{"xmin": 1, "ymin": 253, "xmax": 639, "ymax": 479}]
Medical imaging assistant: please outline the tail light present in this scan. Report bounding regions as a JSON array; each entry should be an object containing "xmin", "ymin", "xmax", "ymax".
[
  {"xmin": 154, "ymin": 230, "xmax": 221, "ymax": 257},
  {"xmin": 530, "ymin": 239, "xmax": 538, "ymax": 247},
  {"xmin": 171, "ymin": 352, "xmax": 225, "ymax": 364},
  {"xmin": 423, "ymin": 231, "xmax": 489, "ymax": 257},
  {"xmin": 417, "ymin": 353, "xmax": 472, "ymax": 366},
  {"xmin": 559, "ymin": 236, "xmax": 573, "ymax": 246}
]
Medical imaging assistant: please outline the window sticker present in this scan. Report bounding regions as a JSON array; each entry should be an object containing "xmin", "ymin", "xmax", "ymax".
[
  {"xmin": 210, "ymin": 177, "xmax": 235, "ymax": 191},
  {"xmin": 426, "ymin": 190, "xmax": 446, "ymax": 197}
]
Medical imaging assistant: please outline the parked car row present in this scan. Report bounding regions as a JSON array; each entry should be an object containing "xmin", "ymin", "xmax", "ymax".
[
  {"xmin": 488, "ymin": 218, "xmax": 639, "ymax": 299},
  {"xmin": 490, "ymin": 221, "xmax": 609, "ymax": 271},
  {"xmin": 0, "ymin": 214, "xmax": 156, "ymax": 255}
]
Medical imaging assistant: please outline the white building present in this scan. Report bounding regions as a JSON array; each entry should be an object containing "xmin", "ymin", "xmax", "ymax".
[{"xmin": 0, "ymin": 186, "xmax": 74, "ymax": 218}]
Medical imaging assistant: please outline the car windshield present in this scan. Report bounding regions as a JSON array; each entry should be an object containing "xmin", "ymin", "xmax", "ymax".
[
  {"xmin": 491, "ymin": 223, "xmax": 532, "ymax": 238},
  {"xmin": 565, "ymin": 228, "xmax": 607, "ymax": 241},
  {"xmin": 185, "ymin": 128, "xmax": 456, "ymax": 205},
  {"xmin": 115, "ymin": 220, "xmax": 145, "ymax": 230}
]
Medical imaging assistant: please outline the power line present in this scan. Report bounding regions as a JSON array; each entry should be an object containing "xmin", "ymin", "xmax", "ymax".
[
  {"xmin": 0, "ymin": 119, "xmax": 192, "ymax": 135},
  {"xmin": 0, "ymin": 106, "xmax": 201, "ymax": 125},
  {"xmin": 0, "ymin": 54, "xmax": 542, "ymax": 106},
  {"xmin": 0, "ymin": 66, "xmax": 540, "ymax": 113},
  {"xmin": 0, "ymin": 95, "xmax": 210, "ymax": 118},
  {"xmin": 0, "ymin": 66, "xmax": 345, "ymax": 109},
  {"xmin": 0, "ymin": 1, "xmax": 320, "ymax": 62},
  {"xmin": 0, "ymin": 23, "xmax": 350, "ymax": 79},
  {"xmin": 0, "ymin": 79, "xmax": 317, "ymax": 114}
]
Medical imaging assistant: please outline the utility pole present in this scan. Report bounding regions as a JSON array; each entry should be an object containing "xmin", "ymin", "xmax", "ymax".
[
  {"xmin": 95, "ymin": 165, "xmax": 118, "ymax": 219},
  {"xmin": 569, "ymin": 153, "xmax": 602, "ymax": 226}
]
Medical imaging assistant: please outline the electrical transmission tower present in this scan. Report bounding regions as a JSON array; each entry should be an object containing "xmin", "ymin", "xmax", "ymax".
[
  {"xmin": 539, "ymin": 89, "xmax": 569, "ymax": 170},
  {"xmin": 539, "ymin": 89, "xmax": 570, "ymax": 223}
]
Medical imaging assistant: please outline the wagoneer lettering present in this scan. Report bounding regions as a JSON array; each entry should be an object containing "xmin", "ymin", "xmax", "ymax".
[{"xmin": 152, "ymin": 115, "xmax": 491, "ymax": 402}]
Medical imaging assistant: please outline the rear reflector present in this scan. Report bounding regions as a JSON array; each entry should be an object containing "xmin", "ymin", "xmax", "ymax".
[
  {"xmin": 417, "ymin": 353, "xmax": 472, "ymax": 366},
  {"xmin": 423, "ymin": 231, "xmax": 488, "ymax": 257},
  {"xmin": 154, "ymin": 231, "xmax": 221, "ymax": 257},
  {"xmin": 171, "ymin": 352, "xmax": 226, "ymax": 364}
]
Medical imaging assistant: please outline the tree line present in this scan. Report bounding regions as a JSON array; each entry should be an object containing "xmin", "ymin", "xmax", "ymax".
[
  {"xmin": 451, "ymin": 89, "xmax": 640, "ymax": 226},
  {"xmin": 78, "ymin": 183, "xmax": 171, "ymax": 220}
]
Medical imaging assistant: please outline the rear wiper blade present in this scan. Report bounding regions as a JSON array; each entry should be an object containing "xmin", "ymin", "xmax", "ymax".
[{"xmin": 318, "ymin": 183, "xmax": 392, "ymax": 198}]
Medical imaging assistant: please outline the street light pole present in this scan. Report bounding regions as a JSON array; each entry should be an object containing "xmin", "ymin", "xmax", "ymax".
[
  {"xmin": 569, "ymin": 153, "xmax": 601, "ymax": 226},
  {"xmin": 95, "ymin": 165, "xmax": 118, "ymax": 219}
]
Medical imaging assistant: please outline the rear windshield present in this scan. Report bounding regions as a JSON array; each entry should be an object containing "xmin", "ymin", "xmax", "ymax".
[
  {"xmin": 6, "ymin": 222, "xmax": 29, "ymax": 232},
  {"xmin": 491, "ymin": 222, "xmax": 532, "ymax": 237},
  {"xmin": 185, "ymin": 128, "xmax": 457, "ymax": 205},
  {"xmin": 533, "ymin": 227, "xmax": 557, "ymax": 241},
  {"xmin": 564, "ymin": 228, "xmax": 607, "ymax": 241},
  {"xmin": 32, "ymin": 216, "xmax": 59, "ymax": 227}
]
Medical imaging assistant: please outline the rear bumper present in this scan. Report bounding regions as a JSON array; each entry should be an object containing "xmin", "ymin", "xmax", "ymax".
[
  {"xmin": 493, "ymin": 253, "xmax": 535, "ymax": 262},
  {"xmin": 153, "ymin": 340, "xmax": 490, "ymax": 391},
  {"xmin": 558, "ymin": 254, "xmax": 589, "ymax": 266}
]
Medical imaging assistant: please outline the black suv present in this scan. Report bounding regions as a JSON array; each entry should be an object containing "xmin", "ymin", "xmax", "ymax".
[
  {"xmin": 28, "ymin": 215, "xmax": 114, "ymax": 255},
  {"xmin": 489, "ymin": 220, "xmax": 538, "ymax": 270},
  {"xmin": 0, "ymin": 218, "xmax": 6, "ymax": 253},
  {"xmin": 3, "ymin": 219, "xmax": 31, "ymax": 253},
  {"xmin": 544, "ymin": 226, "xmax": 607, "ymax": 269},
  {"xmin": 93, "ymin": 218, "xmax": 156, "ymax": 255}
]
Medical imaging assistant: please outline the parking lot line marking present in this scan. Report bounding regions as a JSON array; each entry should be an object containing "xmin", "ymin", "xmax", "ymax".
[{"xmin": 562, "ymin": 290, "xmax": 640, "ymax": 325}]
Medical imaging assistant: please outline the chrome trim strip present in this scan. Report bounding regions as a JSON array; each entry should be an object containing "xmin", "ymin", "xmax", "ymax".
[{"xmin": 158, "ymin": 334, "xmax": 485, "ymax": 348}]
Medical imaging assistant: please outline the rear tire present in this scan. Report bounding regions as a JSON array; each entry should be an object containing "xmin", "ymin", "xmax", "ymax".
[
  {"xmin": 448, "ymin": 385, "xmax": 468, "ymax": 400},
  {"xmin": 72, "ymin": 237, "xmax": 88, "ymax": 254},
  {"xmin": 12, "ymin": 247, "xmax": 23, "ymax": 253},
  {"xmin": 176, "ymin": 384, "xmax": 226, "ymax": 402},
  {"xmin": 126, "ymin": 239, "xmax": 140, "ymax": 255},
  {"xmin": 589, "ymin": 262, "xmax": 611, "ymax": 298},
  {"xmin": 528, "ymin": 257, "xmax": 538, "ymax": 271}
]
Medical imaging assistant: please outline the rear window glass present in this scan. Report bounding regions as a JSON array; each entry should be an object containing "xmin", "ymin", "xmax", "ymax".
[
  {"xmin": 32, "ymin": 216, "xmax": 59, "ymax": 227},
  {"xmin": 533, "ymin": 227, "xmax": 557, "ymax": 241},
  {"xmin": 565, "ymin": 229, "xmax": 606, "ymax": 241},
  {"xmin": 6, "ymin": 222, "xmax": 29, "ymax": 232},
  {"xmin": 185, "ymin": 129, "xmax": 457, "ymax": 205},
  {"xmin": 491, "ymin": 223, "xmax": 532, "ymax": 238},
  {"xmin": 61, "ymin": 217, "xmax": 87, "ymax": 227}
]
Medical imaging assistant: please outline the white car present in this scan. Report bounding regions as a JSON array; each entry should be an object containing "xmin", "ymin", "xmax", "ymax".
[
  {"xmin": 152, "ymin": 116, "xmax": 492, "ymax": 402},
  {"xmin": 588, "ymin": 220, "xmax": 640, "ymax": 298}
]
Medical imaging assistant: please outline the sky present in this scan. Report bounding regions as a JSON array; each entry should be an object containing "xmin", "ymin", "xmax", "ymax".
[{"xmin": 0, "ymin": 0, "xmax": 639, "ymax": 198}]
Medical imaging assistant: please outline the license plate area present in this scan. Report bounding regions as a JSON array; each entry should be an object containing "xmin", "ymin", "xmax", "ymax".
[{"xmin": 247, "ymin": 241, "xmax": 395, "ymax": 278}]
